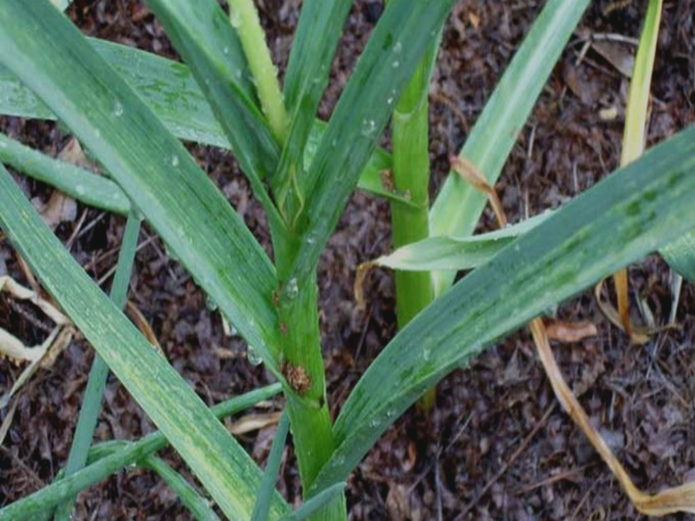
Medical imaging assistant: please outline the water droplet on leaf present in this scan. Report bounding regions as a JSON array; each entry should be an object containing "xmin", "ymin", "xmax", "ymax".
[
  {"xmin": 113, "ymin": 101, "xmax": 124, "ymax": 117},
  {"xmin": 285, "ymin": 278, "xmax": 299, "ymax": 300},
  {"xmin": 361, "ymin": 119, "xmax": 377, "ymax": 137},
  {"xmin": 246, "ymin": 346, "xmax": 263, "ymax": 366}
]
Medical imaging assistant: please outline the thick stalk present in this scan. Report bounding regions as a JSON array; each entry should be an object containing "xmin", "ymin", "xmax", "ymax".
[
  {"xmin": 274, "ymin": 233, "xmax": 345, "ymax": 520},
  {"xmin": 390, "ymin": 42, "xmax": 438, "ymax": 408},
  {"xmin": 229, "ymin": 0, "xmax": 288, "ymax": 142}
]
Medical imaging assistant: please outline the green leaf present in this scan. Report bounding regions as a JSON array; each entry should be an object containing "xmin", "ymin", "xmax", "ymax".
[
  {"xmin": 52, "ymin": 0, "xmax": 72, "ymax": 10},
  {"xmin": 0, "ymin": 133, "xmax": 130, "ymax": 215},
  {"xmin": 373, "ymin": 212, "xmax": 551, "ymax": 272},
  {"xmin": 0, "ymin": 166, "xmax": 289, "ymax": 520},
  {"xmin": 0, "ymin": 0, "xmax": 282, "ymax": 370},
  {"xmin": 289, "ymin": 0, "xmax": 458, "ymax": 285},
  {"xmin": 0, "ymin": 384, "xmax": 282, "ymax": 521},
  {"xmin": 620, "ymin": 0, "xmax": 662, "ymax": 166},
  {"xmin": 252, "ymin": 411, "xmax": 290, "ymax": 521},
  {"xmin": 0, "ymin": 40, "xmax": 231, "ymax": 148},
  {"xmin": 0, "ymin": 39, "xmax": 399, "ymax": 204},
  {"xmin": 311, "ymin": 124, "xmax": 695, "ymax": 493},
  {"xmin": 143, "ymin": 456, "xmax": 222, "ymax": 521},
  {"xmin": 661, "ymin": 229, "xmax": 695, "ymax": 281},
  {"xmin": 143, "ymin": 0, "xmax": 282, "ymax": 222},
  {"xmin": 54, "ymin": 214, "xmax": 141, "ymax": 521},
  {"xmin": 273, "ymin": 0, "xmax": 352, "ymax": 206},
  {"xmin": 429, "ymin": 0, "xmax": 591, "ymax": 295},
  {"xmin": 304, "ymin": 122, "xmax": 410, "ymax": 206},
  {"xmin": 278, "ymin": 483, "xmax": 347, "ymax": 521}
]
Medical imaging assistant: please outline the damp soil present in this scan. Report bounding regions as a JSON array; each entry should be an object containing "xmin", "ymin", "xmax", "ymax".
[{"xmin": 1, "ymin": 0, "xmax": 695, "ymax": 519}]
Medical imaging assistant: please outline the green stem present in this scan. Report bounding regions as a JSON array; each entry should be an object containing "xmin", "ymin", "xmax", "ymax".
[
  {"xmin": 0, "ymin": 384, "xmax": 282, "ymax": 521},
  {"xmin": 273, "ymin": 232, "xmax": 345, "ymax": 520},
  {"xmin": 251, "ymin": 411, "xmax": 289, "ymax": 521},
  {"xmin": 53, "ymin": 213, "xmax": 141, "ymax": 521},
  {"xmin": 229, "ymin": 0, "xmax": 288, "ymax": 143},
  {"xmin": 390, "ymin": 40, "xmax": 439, "ymax": 408}
]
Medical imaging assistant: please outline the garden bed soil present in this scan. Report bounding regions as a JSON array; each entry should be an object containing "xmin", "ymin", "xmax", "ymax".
[{"xmin": 1, "ymin": 0, "xmax": 695, "ymax": 519}]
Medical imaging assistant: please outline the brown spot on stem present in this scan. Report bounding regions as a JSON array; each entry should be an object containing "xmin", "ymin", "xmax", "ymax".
[
  {"xmin": 282, "ymin": 360, "xmax": 311, "ymax": 395},
  {"xmin": 380, "ymin": 169, "xmax": 395, "ymax": 193}
]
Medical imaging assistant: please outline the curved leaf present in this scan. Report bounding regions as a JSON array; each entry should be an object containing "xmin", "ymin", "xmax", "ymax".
[
  {"xmin": 429, "ymin": 0, "xmax": 591, "ymax": 294},
  {"xmin": 289, "ymin": 0, "xmax": 458, "ymax": 285},
  {"xmin": 374, "ymin": 212, "xmax": 551, "ymax": 272},
  {"xmin": 0, "ymin": 0, "xmax": 282, "ymax": 370},
  {"xmin": 312, "ymin": 124, "xmax": 695, "ymax": 493},
  {"xmin": 0, "ymin": 166, "xmax": 289, "ymax": 521},
  {"xmin": 0, "ymin": 384, "xmax": 282, "ymax": 520},
  {"xmin": 273, "ymin": 0, "xmax": 353, "ymax": 205},
  {"xmin": 0, "ymin": 132, "xmax": 129, "ymax": 215},
  {"xmin": 0, "ymin": 41, "xmax": 402, "ymax": 205},
  {"xmin": 143, "ymin": 0, "xmax": 282, "ymax": 221}
]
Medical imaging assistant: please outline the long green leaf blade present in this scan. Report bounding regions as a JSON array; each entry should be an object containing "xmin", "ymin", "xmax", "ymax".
[
  {"xmin": 251, "ymin": 411, "xmax": 290, "ymax": 521},
  {"xmin": 143, "ymin": 0, "xmax": 280, "ymax": 210},
  {"xmin": 0, "ymin": 40, "xmax": 230, "ymax": 148},
  {"xmin": 144, "ymin": 456, "xmax": 222, "ymax": 521},
  {"xmin": 374, "ymin": 212, "xmax": 551, "ymax": 272},
  {"xmin": 0, "ymin": 166, "xmax": 289, "ymax": 520},
  {"xmin": 279, "ymin": 483, "xmax": 347, "ymax": 521},
  {"xmin": 273, "ymin": 0, "xmax": 352, "ymax": 205},
  {"xmin": 429, "ymin": 0, "xmax": 591, "ymax": 294},
  {"xmin": 0, "ymin": 133, "xmax": 130, "ymax": 215},
  {"xmin": 0, "ymin": 0, "xmax": 282, "ymax": 369},
  {"xmin": 312, "ymin": 124, "xmax": 695, "ymax": 493},
  {"xmin": 54, "ymin": 213, "xmax": 141, "ymax": 521},
  {"xmin": 289, "ymin": 0, "xmax": 457, "ymax": 285},
  {"xmin": 0, "ymin": 384, "xmax": 282, "ymax": 521},
  {"xmin": 0, "ymin": 40, "xmax": 399, "ymax": 203}
]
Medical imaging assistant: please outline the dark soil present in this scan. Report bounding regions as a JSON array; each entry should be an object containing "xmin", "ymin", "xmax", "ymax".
[{"xmin": 2, "ymin": 0, "xmax": 695, "ymax": 519}]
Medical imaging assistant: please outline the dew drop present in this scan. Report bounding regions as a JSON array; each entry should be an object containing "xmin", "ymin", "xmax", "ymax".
[
  {"xmin": 393, "ymin": 41, "xmax": 402, "ymax": 54},
  {"xmin": 205, "ymin": 296, "xmax": 218, "ymax": 312},
  {"xmin": 369, "ymin": 417, "xmax": 381, "ymax": 428},
  {"xmin": 422, "ymin": 347, "xmax": 431, "ymax": 362},
  {"xmin": 246, "ymin": 346, "xmax": 263, "ymax": 366},
  {"xmin": 75, "ymin": 184, "xmax": 86, "ymax": 196},
  {"xmin": 230, "ymin": 12, "xmax": 241, "ymax": 28},
  {"xmin": 113, "ymin": 101, "xmax": 124, "ymax": 117},
  {"xmin": 223, "ymin": 46, "xmax": 230, "ymax": 55},
  {"xmin": 386, "ymin": 96, "xmax": 394, "ymax": 105},
  {"xmin": 285, "ymin": 278, "xmax": 299, "ymax": 300},
  {"xmin": 360, "ymin": 118, "xmax": 377, "ymax": 137},
  {"xmin": 392, "ymin": 60, "xmax": 400, "ymax": 68},
  {"xmin": 171, "ymin": 155, "xmax": 179, "ymax": 167}
]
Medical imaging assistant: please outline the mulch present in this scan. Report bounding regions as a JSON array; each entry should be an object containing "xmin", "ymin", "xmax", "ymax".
[{"xmin": 1, "ymin": 0, "xmax": 695, "ymax": 519}]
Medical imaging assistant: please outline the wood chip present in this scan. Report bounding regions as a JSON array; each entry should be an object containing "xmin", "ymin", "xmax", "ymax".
[{"xmin": 546, "ymin": 320, "xmax": 598, "ymax": 343}]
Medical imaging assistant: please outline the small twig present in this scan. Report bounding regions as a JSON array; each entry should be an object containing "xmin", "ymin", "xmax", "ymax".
[{"xmin": 515, "ymin": 464, "xmax": 592, "ymax": 495}]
